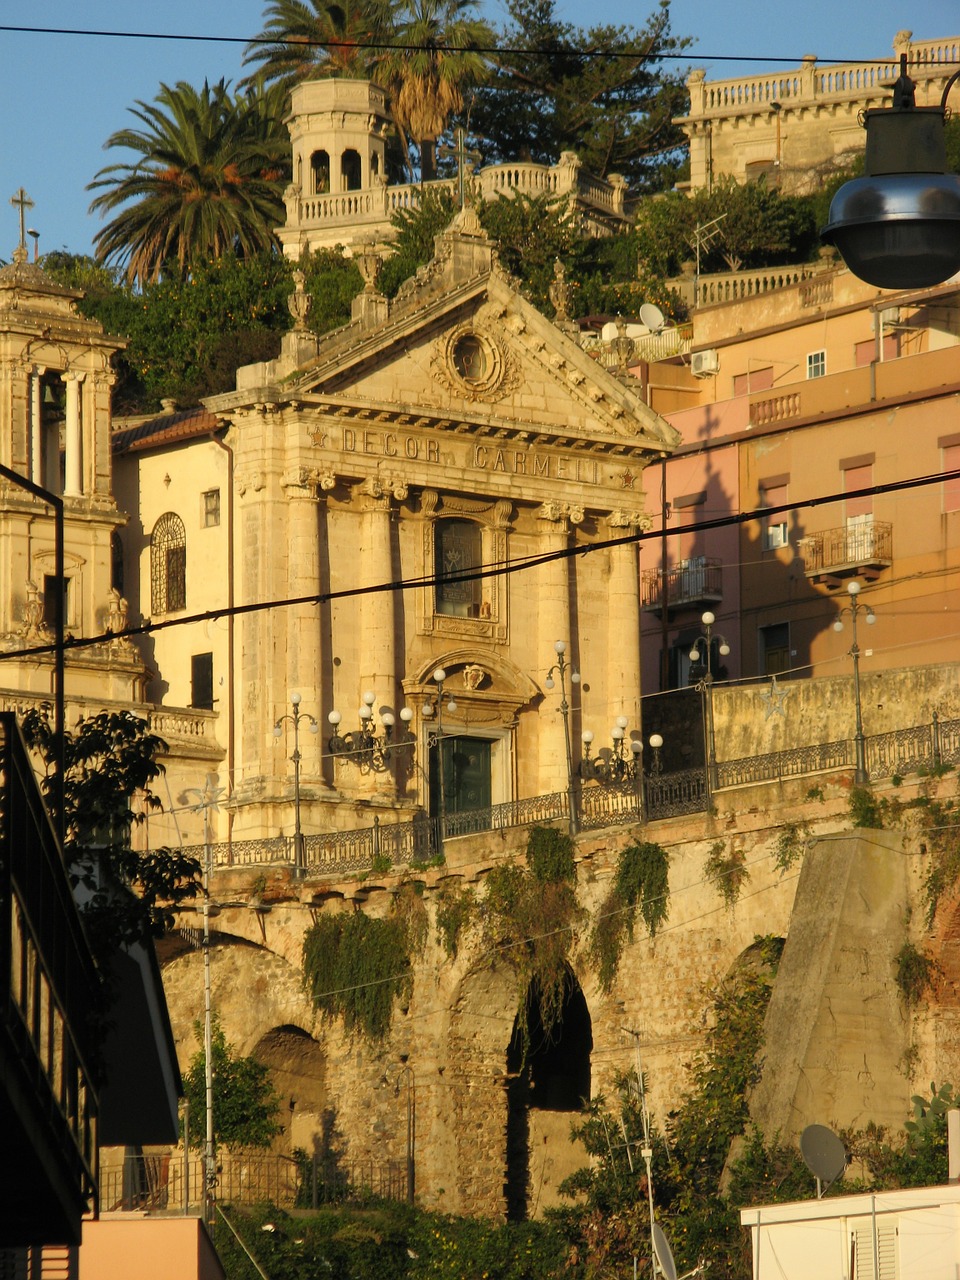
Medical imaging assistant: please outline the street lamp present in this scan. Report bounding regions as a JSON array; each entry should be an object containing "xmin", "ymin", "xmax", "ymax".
[
  {"xmin": 379, "ymin": 1064, "xmax": 416, "ymax": 1204},
  {"xmin": 689, "ymin": 611, "xmax": 730, "ymax": 793},
  {"xmin": 821, "ymin": 57, "xmax": 960, "ymax": 288},
  {"xmin": 833, "ymin": 580, "xmax": 876, "ymax": 784},
  {"xmin": 545, "ymin": 641, "xmax": 580, "ymax": 836},
  {"xmin": 273, "ymin": 693, "xmax": 318, "ymax": 879},
  {"xmin": 580, "ymin": 719, "xmax": 643, "ymax": 783},
  {"xmin": 185, "ymin": 774, "xmax": 225, "ymax": 1224},
  {"xmin": 327, "ymin": 691, "xmax": 414, "ymax": 771},
  {"xmin": 422, "ymin": 667, "xmax": 457, "ymax": 854}
]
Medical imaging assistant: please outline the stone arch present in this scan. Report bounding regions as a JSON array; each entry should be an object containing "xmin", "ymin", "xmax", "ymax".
[
  {"xmin": 443, "ymin": 957, "xmax": 522, "ymax": 1219},
  {"xmin": 310, "ymin": 149, "xmax": 330, "ymax": 194},
  {"xmin": 504, "ymin": 967, "xmax": 592, "ymax": 1221},
  {"xmin": 250, "ymin": 1024, "xmax": 329, "ymax": 1155},
  {"xmin": 341, "ymin": 148, "xmax": 362, "ymax": 190},
  {"xmin": 159, "ymin": 932, "xmax": 319, "ymax": 1124}
]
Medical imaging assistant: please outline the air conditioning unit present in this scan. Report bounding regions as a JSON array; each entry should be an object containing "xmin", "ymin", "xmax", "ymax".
[{"xmin": 691, "ymin": 349, "xmax": 720, "ymax": 378}]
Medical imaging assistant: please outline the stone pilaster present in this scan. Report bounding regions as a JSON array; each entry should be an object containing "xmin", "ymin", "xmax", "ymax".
[
  {"xmin": 536, "ymin": 501, "xmax": 575, "ymax": 795},
  {"xmin": 62, "ymin": 371, "xmax": 84, "ymax": 497},
  {"xmin": 604, "ymin": 510, "xmax": 650, "ymax": 731}
]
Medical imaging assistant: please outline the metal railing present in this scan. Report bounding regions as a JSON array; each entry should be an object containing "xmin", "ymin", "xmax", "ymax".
[
  {"xmin": 800, "ymin": 522, "xmax": 893, "ymax": 576},
  {"xmin": 184, "ymin": 714, "xmax": 960, "ymax": 881},
  {"xmin": 100, "ymin": 1151, "xmax": 409, "ymax": 1213},
  {"xmin": 641, "ymin": 558, "xmax": 723, "ymax": 612}
]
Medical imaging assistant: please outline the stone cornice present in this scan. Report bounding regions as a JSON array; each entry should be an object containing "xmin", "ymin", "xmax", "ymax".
[{"xmin": 303, "ymin": 399, "xmax": 663, "ymax": 458}]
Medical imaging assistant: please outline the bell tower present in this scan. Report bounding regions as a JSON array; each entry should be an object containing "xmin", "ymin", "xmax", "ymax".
[
  {"xmin": 278, "ymin": 79, "xmax": 392, "ymax": 257},
  {"xmin": 0, "ymin": 238, "xmax": 145, "ymax": 703}
]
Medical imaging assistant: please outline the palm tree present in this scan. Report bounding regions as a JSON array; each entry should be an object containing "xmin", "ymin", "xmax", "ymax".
[
  {"xmin": 375, "ymin": 0, "xmax": 492, "ymax": 181},
  {"xmin": 88, "ymin": 80, "xmax": 290, "ymax": 286},
  {"xmin": 242, "ymin": 0, "xmax": 397, "ymax": 87}
]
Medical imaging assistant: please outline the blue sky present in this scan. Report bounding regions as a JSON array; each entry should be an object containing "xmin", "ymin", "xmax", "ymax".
[{"xmin": 0, "ymin": 0, "xmax": 956, "ymax": 259}]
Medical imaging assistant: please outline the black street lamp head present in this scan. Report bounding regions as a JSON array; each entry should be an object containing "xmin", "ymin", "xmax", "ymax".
[{"xmin": 821, "ymin": 59, "xmax": 960, "ymax": 289}]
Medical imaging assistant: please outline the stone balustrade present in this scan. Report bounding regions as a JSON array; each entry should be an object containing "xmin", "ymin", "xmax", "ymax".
[
  {"xmin": 288, "ymin": 155, "xmax": 627, "ymax": 249},
  {"xmin": 686, "ymin": 33, "xmax": 958, "ymax": 119},
  {"xmin": 697, "ymin": 266, "xmax": 814, "ymax": 308}
]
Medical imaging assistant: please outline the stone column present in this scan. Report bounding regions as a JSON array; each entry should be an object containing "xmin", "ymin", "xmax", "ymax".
[
  {"xmin": 30, "ymin": 369, "xmax": 43, "ymax": 485},
  {"xmin": 282, "ymin": 468, "xmax": 330, "ymax": 797},
  {"xmin": 604, "ymin": 510, "xmax": 650, "ymax": 732},
  {"xmin": 537, "ymin": 502, "xmax": 574, "ymax": 795},
  {"xmin": 283, "ymin": 469, "xmax": 322, "ymax": 711},
  {"xmin": 358, "ymin": 478, "xmax": 402, "ymax": 708},
  {"xmin": 62, "ymin": 372, "xmax": 84, "ymax": 497}
]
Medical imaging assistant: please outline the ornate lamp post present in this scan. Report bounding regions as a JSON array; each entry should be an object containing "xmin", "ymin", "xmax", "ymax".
[
  {"xmin": 833, "ymin": 580, "xmax": 876, "ymax": 784},
  {"xmin": 273, "ymin": 693, "xmax": 318, "ymax": 879},
  {"xmin": 689, "ymin": 611, "xmax": 730, "ymax": 794},
  {"xmin": 328, "ymin": 691, "xmax": 414, "ymax": 771},
  {"xmin": 422, "ymin": 667, "xmax": 457, "ymax": 854},
  {"xmin": 545, "ymin": 641, "xmax": 580, "ymax": 836}
]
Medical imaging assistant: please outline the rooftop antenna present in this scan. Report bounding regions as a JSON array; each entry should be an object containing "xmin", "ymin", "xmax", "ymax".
[
  {"xmin": 800, "ymin": 1123, "xmax": 847, "ymax": 1198},
  {"xmin": 688, "ymin": 213, "xmax": 727, "ymax": 308}
]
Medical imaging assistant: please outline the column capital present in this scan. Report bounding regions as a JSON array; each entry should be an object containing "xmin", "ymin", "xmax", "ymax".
[
  {"xmin": 536, "ymin": 501, "xmax": 584, "ymax": 527},
  {"xmin": 359, "ymin": 475, "xmax": 408, "ymax": 503},
  {"xmin": 605, "ymin": 508, "xmax": 653, "ymax": 533}
]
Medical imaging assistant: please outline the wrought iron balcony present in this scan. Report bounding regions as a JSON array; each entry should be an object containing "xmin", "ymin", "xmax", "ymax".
[
  {"xmin": 641, "ymin": 557, "xmax": 723, "ymax": 615},
  {"xmin": 800, "ymin": 521, "xmax": 892, "ymax": 583}
]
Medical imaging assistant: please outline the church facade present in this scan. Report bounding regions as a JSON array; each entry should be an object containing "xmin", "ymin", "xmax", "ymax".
[{"xmin": 135, "ymin": 209, "xmax": 679, "ymax": 851}]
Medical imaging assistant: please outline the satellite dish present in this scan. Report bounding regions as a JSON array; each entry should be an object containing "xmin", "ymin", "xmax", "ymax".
[
  {"xmin": 640, "ymin": 302, "xmax": 666, "ymax": 334},
  {"xmin": 800, "ymin": 1124, "xmax": 847, "ymax": 1196},
  {"xmin": 653, "ymin": 1223, "xmax": 678, "ymax": 1280}
]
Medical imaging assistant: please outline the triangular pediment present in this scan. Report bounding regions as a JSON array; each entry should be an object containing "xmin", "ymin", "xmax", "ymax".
[{"xmin": 210, "ymin": 213, "xmax": 680, "ymax": 460}]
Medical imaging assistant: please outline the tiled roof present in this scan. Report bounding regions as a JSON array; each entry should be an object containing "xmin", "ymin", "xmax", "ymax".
[{"xmin": 112, "ymin": 407, "xmax": 220, "ymax": 454}]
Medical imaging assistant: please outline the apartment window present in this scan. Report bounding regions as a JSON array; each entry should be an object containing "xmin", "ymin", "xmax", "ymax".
[
  {"xmin": 760, "ymin": 480, "xmax": 789, "ymax": 551},
  {"xmin": 732, "ymin": 366, "xmax": 774, "ymax": 397},
  {"xmin": 759, "ymin": 623, "xmax": 790, "ymax": 676},
  {"xmin": 435, "ymin": 519, "xmax": 482, "ymax": 617},
  {"xmin": 943, "ymin": 441, "xmax": 960, "ymax": 513},
  {"xmin": 191, "ymin": 653, "xmax": 214, "ymax": 710},
  {"xmin": 151, "ymin": 512, "xmax": 186, "ymax": 614},
  {"xmin": 202, "ymin": 488, "xmax": 221, "ymax": 527},
  {"xmin": 807, "ymin": 350, "xmax": 826, "ymax": 379}
]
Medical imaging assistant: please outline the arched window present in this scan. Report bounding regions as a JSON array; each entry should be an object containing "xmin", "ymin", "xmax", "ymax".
[
  {"xmin": 151, "ymin": 512, "xmax": 186, "ymax": 614},
  {"xmin": 341, "ymin": 148, "xmax": 362, "ymax": 190},
  {"xmin": 310, "ymin": 149, "xmax": 330, "ymax": 195},
  {"xmin": 435, "ymin": 519, "xmax": 482, "ymax": 617}
]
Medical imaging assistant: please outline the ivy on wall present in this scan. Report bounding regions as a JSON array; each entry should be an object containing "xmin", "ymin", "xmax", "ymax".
[
  {"xmin": 302, "ymin": 885, "xmax": 428, "ymax": 1041},
  {"xmin": 482, "ymin": 826, "xmax": 584, "ymax": 1057},
  {"xmin": 589, "ymin": 840, "xmax": 670, "ymax": 993}
]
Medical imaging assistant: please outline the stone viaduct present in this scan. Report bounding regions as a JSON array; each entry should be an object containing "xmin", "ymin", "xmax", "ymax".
[{"xmin": 157, "ymin": 745, "xmax": 960, "ymax": 1220}]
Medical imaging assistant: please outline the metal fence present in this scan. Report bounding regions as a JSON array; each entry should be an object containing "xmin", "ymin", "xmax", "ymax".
[
  {"xmin": 182, "ymin": 715, "xmax": 960, "ymax": 879},
  {"xmin": 99, "ymin": 1151, "xmax": 409, "ymax": 1214}
]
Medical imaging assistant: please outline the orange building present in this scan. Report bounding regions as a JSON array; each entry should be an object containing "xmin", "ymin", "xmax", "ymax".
[{"xmin": 639, "ymin": 261, "xmax": 960, "ymax": 694}]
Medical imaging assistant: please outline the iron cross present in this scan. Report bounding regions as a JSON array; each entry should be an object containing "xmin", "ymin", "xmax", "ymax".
[
  {"xmin": 10, "ymin": 188, "xmax": 34, "ymax": 251},
  {"xmin": 437, "ymin": 129, "xmax": 482, "ymax": 209}
]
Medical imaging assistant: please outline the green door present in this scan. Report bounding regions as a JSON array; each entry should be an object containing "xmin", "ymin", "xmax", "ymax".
[{"xmin": 430, "ymin": 736, "xmax": 493, "ymax": 819}]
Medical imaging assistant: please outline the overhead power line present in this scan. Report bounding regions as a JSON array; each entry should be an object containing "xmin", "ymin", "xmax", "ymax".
[
  {"xmin": 0, "ymin": 466, "xmax": 954, "ymax": 665},
  {"xmin": 0, "ymin": 23, "xmax": 943, "ymax": 68}
]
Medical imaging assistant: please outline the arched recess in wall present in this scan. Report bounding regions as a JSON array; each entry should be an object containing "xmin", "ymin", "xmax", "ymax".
[
  {"xmin": 504, "ymin": 967, "xmax": 592, "ymax": 1222},
  {"xmin": 157, "ymin": 930, "xmax": 320, "ymax": 1144},
  {"xmin": 251, "ymin": 1024, "xmax": 329, "ymax": 1156}
]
